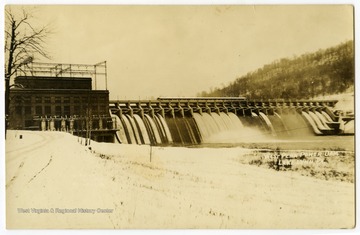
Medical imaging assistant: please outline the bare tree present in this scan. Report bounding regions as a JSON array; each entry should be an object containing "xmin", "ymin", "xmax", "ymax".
[{"xmin": 4, "ymin": 7, "xmax": 51, "ymax": 137}]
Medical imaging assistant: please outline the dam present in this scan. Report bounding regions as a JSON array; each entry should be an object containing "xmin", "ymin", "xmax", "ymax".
[
  {"xmin": 109, "ymin": 97, "xmax": 353, "ymax": 145},
  {"xmin": 8, "ymin": 61, "xmax": 354, "ymax": 144}
]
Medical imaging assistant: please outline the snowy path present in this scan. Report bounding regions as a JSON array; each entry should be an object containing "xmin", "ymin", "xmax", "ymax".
[{"xmin": 6, "ymin": 131, "xmax": 355, "ymax": 229}]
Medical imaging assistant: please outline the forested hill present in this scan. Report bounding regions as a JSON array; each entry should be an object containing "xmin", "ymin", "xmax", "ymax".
[{"xmin": 198, "ymin": 40, "xmax": 354, "ymax": 100}]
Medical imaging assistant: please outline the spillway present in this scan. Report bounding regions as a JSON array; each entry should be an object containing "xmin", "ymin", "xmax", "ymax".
[{"xmin": 109, "ymin": 98, "xmax": 351, "ymax": 145}]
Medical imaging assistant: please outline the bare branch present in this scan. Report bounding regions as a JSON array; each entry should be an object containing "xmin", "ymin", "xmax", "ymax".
[
  {"xmin": 13, "ymin": 49, "xmax": 30, "ymax": 64},
  {"xmin": 10, "ymin": 65, "xmax": 27, "ymax": 77},
  {"xmin": 4, "ymin": 30, "xmax": 12, "ymax": 38},
  {"xmin": 5, "ymin": 7, "xmax": 51, "ymax": 78},
  {"xmin": 5, "ymin": 9, "xmax": 15, "ymax": 23}
]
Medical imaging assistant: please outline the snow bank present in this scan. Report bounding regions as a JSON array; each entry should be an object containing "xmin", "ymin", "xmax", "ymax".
[{"xmin": 6, "ymin": 131, "xmax": 355, "ymax": 229}]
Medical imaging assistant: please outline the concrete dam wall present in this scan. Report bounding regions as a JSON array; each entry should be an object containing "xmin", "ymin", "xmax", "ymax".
[{"xmin": 109, "ymin": 97, "xmax": 352, "ymax": 145}]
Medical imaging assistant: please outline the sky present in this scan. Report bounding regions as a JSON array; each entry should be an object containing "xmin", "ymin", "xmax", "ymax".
[{"xmin": 5, "ymin": 4, "xmax": 354, "ymax": 100}]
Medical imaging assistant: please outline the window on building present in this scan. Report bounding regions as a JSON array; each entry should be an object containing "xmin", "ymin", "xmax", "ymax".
[
  {"xmin": 90, "ymin": 97, "xmax": 97, "ymax": 103},
  {"xmin": 82, "ymin": 97, "xmax": 88, "ymax": 104},
  {"xmin": 101, "ymin": 106, "xmax": 108, "ymax": 115},
  {"xmin": 25, "ymin": 120, "xmax": 33, "ymax": 128},
  {"xmin": 55, "ymin": 106, "xmax": 62, "ymax": 116},
  {"xmin": 14, "ymin": 96, "xmax": 22, "ymax": 104},
  {"xmin": 35, "ymin": 106, "xmax": 42, "ymax": 115},
  {"xmin": 24, "ymin": 106, "xmax": 31, "ymax": 115},
  {"xmin": 81, "ymin": 105, "xmax": 89, "ymax": 114},
  {"xmin": 35, "ymin": 97, "xmax": 42, "ymax": 103},
  {"xmin": 73, "ymin": 97, "xmax": 80, "ymax": 103},
  {"xmin": 55, "ymin": 97, "xmax": 61, "ymax": 104},
  {"xmin": 44, "ymin": 97, "xmax": 51, "ymax": 103},
  {"xmin": 64, "ymin": 106, "xmax": 70, "ymax": 116},
  {"xmin": 91, "ymin": 105, "xmax": 98, "ymax": 115},
  {"xmin": 15, "ymin": 106, "xmax": 22, "ymax": 115},
  {"xmin": 63, "ymin": 97, "xmax": 70, "ymax": 103},
  {"xmin": 44, "ymin": 106, "xmax": 51, "ymax": 115},
  {"xmin": 23, "ymin": 96, "xmax": 31, "ymax": 103},
  {"xmin": 92, "ymin": 119, "xmax": 99, "ymax": 129},
  {"xmin": 99, "ymin": 96, "xmax": 106, "ymax": 102},
  {"xmin": 74, "ymin": 106, "xmax": 80, "ymax": 115}
]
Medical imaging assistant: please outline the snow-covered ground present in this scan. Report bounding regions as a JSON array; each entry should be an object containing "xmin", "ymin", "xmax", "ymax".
[{"xmin": 6, "ymin": 131, "xmax": 355, "ymax": 229}]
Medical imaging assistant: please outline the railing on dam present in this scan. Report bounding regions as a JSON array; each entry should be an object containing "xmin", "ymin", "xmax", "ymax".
[
  {"xmin": 109, "ymin": 98, "xmax": 338, "ymax": 118},
  {"xmin": 107, "ymin": 97, "xmax": 352, "ymax": 146}
]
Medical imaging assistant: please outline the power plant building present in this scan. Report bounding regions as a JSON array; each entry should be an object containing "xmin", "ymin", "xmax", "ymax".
[{"xmin": 8, "ymin": 62, "xmax": 116, "ymax": 142}]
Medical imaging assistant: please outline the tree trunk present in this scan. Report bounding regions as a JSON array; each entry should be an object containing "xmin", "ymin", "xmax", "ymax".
[{"xmin": 5, "ymin": 21, "xmax": 16, "ymax": 139}]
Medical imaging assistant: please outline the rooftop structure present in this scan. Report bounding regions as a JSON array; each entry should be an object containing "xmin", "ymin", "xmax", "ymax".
[{"xmin": 8, "ymin": 61, "xmax": 116, "ymax": 142}]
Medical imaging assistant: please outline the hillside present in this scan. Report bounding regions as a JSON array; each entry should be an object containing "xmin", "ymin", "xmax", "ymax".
[{"xmin": 198, "ymin": 40, "xmax": 354, "ymax": 100}]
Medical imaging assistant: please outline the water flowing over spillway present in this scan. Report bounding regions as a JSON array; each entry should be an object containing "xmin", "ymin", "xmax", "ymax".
[
  {"xmin": 111, "ymin": 103, "xmax": 346, "ymax": 145},
  {"xmin": 113, "ymin": 113, "xmax": 174, "ymax": 144},
  {"xmin": 165, "ymin": 117, "xmax": 200, "ymax": 145}
]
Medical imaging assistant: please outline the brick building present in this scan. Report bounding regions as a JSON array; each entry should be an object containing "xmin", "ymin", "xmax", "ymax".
[{"xmin": 7, "ymin": 62, "xmax": 117, "ymax": 142}]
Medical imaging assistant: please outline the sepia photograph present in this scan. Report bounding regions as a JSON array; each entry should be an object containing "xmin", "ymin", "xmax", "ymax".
[{"xmin": 2, "ymin": 1, "xmax": 356, "ymax": 231}]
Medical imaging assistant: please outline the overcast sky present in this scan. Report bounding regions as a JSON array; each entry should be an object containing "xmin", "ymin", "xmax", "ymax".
[{"xmin": 7, "ymin": 5, "xmax": 354, "ymax": 100}]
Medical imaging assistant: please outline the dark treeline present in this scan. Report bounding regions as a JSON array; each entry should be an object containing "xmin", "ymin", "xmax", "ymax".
[{"xmin": 198, "ymin": 40, "xmax": 354, "ymax": 100}]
